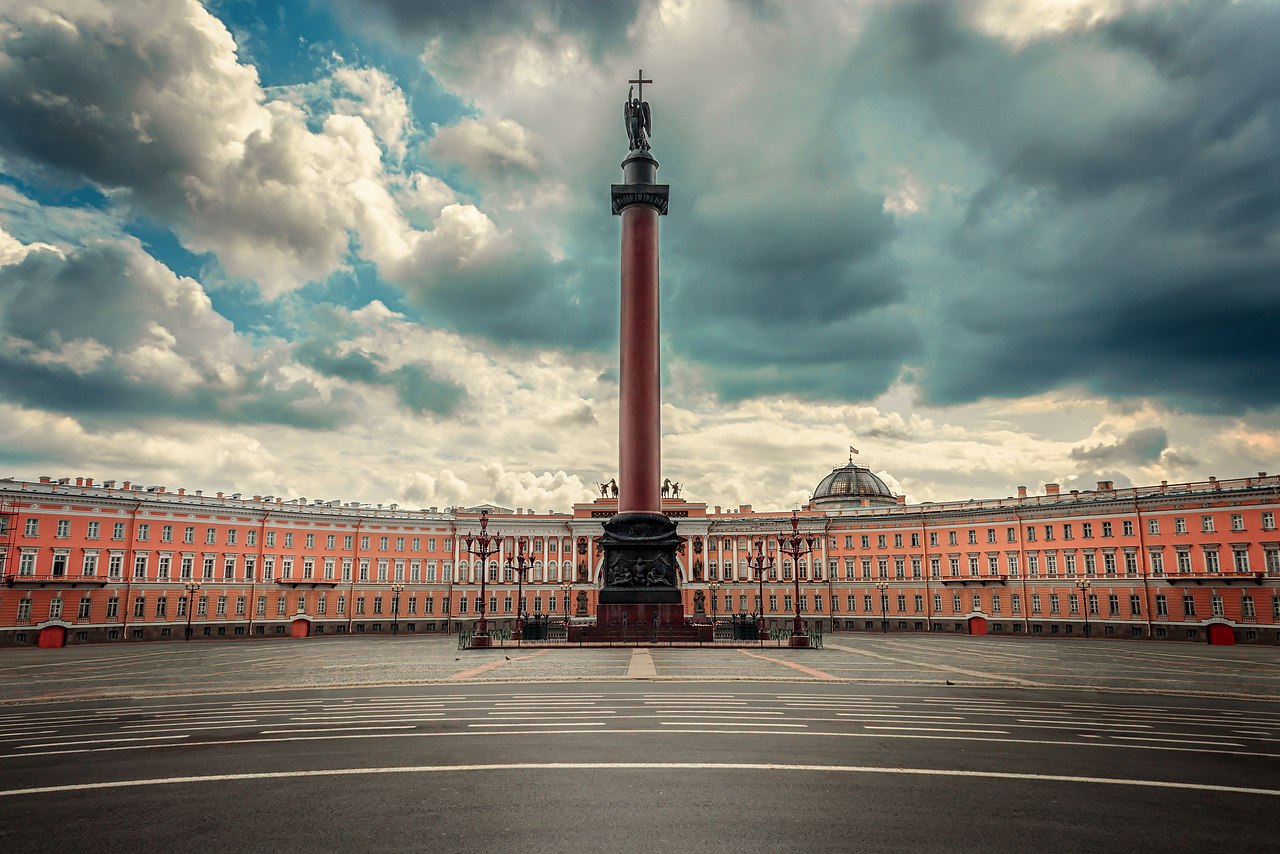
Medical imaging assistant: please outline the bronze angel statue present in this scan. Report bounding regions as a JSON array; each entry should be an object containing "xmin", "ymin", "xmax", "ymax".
[{"xmin": 624, "ymin": 86, "xmax": 651, "ymax": 151}]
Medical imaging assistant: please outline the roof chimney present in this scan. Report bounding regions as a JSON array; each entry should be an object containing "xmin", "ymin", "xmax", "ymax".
[
  {"xmin": 1096, "ymin": 480, "xmax": 1113, "ymax": 491},
  {"xmin": 1017, "ymin": 486, "xmax": 1027, "ymax": 498},
  {"xmin": 896, "ymin": 495, "xmax": 906, "ymax": 505},
  {"xmin": 84, "ymin": 478, "xmax": 93, "ymax": 487},
  {"xmin": 75, "ymin": 477, "xmax": 84, "ymax": 487},
  {"xmin": 39, "ymin": 476, "xmax": 51, "ymax": 484},
  {"xmin": 178, "ymin": 488, "xmax": 185, "ymax": 495},
  {"xmin": 122, "ymin": 481, "xmax": 131, "ymax": 490},
  {"xmin": 1045, "ymin": 483, "xmax": 1060, "ymax": 495}
]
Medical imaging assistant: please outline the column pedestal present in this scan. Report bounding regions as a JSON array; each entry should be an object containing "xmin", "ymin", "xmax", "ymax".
[{"xmin": 598, "ymin": 511, "xmax": 683, "ymax": 627}]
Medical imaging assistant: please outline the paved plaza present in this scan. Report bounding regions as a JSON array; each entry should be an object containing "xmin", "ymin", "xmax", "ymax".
[
  {"xmin": 0, "ymin": 634, "xmax": 1277, "ymax": 704},
  {"xmin": 1, "ymin": 636, "xmax": 1277, "ymax": 853}
]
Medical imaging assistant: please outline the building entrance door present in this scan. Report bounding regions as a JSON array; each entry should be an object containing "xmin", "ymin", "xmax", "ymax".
[
  {"xmin": 967, "ymin": 616, "xmax": 988, "ymax": 636},
  {"xmin": 37, "ymin": 625, "xmax": 66, "ymax": 648},
  {"xmin": 289, "ymin": 618, "xmax": 310, "ymax": 638},
  {"xmin": 1206, "ymin": 623, "xmax": 1235, "ymax": 645}
]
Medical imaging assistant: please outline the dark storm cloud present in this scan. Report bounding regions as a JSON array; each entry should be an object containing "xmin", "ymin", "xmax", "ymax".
[
  {"xmin": 332, "ymin": 0, "xmax": 639, "ymax": 55},
  {"xmin": 293, "ymin": 336, "xmax": 464, "ymax": 416},
  {"xmin": 1071, "ymin": 427, "xmax": 1169, "ymax": 465},
  {"xmin": 665, "ymin": 173, "xmax": 916, "ymax": 401},
  {"xmin": 0, "ymin": 241, "xmax": 338, "ymax": 429},
  {"xmin": 846, "ymin": 0, "xmax": 1280, "ymax": 414}
]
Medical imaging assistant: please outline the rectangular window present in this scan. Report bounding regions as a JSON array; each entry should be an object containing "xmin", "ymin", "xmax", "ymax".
[
  {"xmin": 380, "ymin": 536, "xmax": 389, "ymax": 550},
  {"xmin": 305, "ymin": 533, "xmax": 315, "ymax": 548},
  {"xmin": 133, "ymin": 554, "xmax": 147, "ymax": 579},
  {"xmin": 326, "ymin": 535, "xmax": 336, "ymax": 549},
  {"xmin": 155, "ymin": 597, "xmax": 168, "ymax": 617},
  {"xmin": 205, "ymin": 528, "xmax": 216, "ymax": 544},
  {"xmin": 133, "ymin": 597, "xmax": 145, "ymax": 618},
  {"xmin": 227, "ymin": 529, "xmax": 237, "ymax": 545},
  {"xmin": 78, "ymin": 597, "xmax": 91, "ymax": 619},
  {"xmin": 1026, "ymin": 526, "xmax": 1036, "ymax": 542},
  {"xmin": 893, "ymin": 533, "xmax": 903, "ymax": 548},
  {"xmin": 247, "ymin": 529, "xmax": 256, "ymax": 546},
  {"xmin": 1233, "ymin": 550, "xmax": 1250, "ymax": 573},
  {"xmin": 1242, "ymin": 595, "xmax": 1256, "ymax": 619},
  {"xmin": 1205, "ymin": 550, "xmax": 1220, "ymax": 573},
  {"xmin": 1263, "ymin": 512, "xmax": 1275, "ymax": 531},
  {"xmin": 56, "ymin": 519, "xmax": 70, "ymax": 538},
  {"xmin": 929, "ymin": 532, "xmax": 938, "ymax": 547},
  {"xmin": 158, "ymin": 555, "xmax": 171, "ymax": 579},
  {"xmin": 1048, "ymin": 594, "xmax": 1059, "ymax": 615},
  {"xmin": 1011, "ymin": 594, "xmax": 1021, "ymax": 614},
  {"xmin": 106, "ymin": 597, "xmax": 119, "ymax": 618},
  {"xmin": 1129, "ymin": 594, "xmax": 1142, "ymax": 616},
  {"xmin": 1211, "ymin": 595, "xmax": 1224, "ymax": 618},
  {"xmin": 184, "ymin": 526, "xmax": 195, "ymax": 544},
  {"xmin": 1031, "ymin": 594, "xmax": 1041, "ymax": 614},
  {"xmin": 1149, "ymin": 549, "xmax": 1164, "ymax": 575},
  {"xmin": 284, "ymin": 533, "xmax": 294, "ymax": 548},
  {"xmin": 24, "ymin": 518, "xmax": 38, "ymax": 537},
  {"xmin": 266, "ymin": 531, "xmax": 276, "ymax": 546},
  {"xmin": 1202, "ymin": 515, "xmax": 1215, "ymax": 533},
  {"xmin": 162, "ymin": 524, "xmax": 173, "ymax": 542},
  {"xmin": 1063, "ymin": 524, "xmax": 1073, "ymax": 540},
  {"xmin": 216, "ymin": 596, "xmax": 227, "ymax": 616},
  {"xmin": 1183, "ymin": 595, "xmax": 1196, "ymax": 617},
  {"xmin": 1082, "ymin": 523, "xmax": 1093, "ymax": 538},
  {"xmin": 1108, "ymin": 594, "xmax": 1119, "ymax": 616},
  {"xmin": 1148, "ymin": 518, "xmax": 1159, "ymax": 535},
  {"xmin": 967, "ymin": 530, "xmax": 977, "ymax": 545},
  {"xmin": 113, "ymin": 522, "xmax": 126, "ymax": 540},
  {"xmin": 1102, "ymin": 522, "xmax": 1113, "ymax": 538},
  {"xmin": 88, "ymin": 521, "xmax": 99, "ymax": 539},
  {"xmin": 1043, "ymin": 525, "xmax": 1054, "ymax": 541},
  {"xmin": 1122, "ymin": 520, "xmax": 1133, "ymax": 536},
  {"xmin": 1156, "ymin": 594, "xmax": 1168, "ymax": 616},
  {"xmin": 48, "ymin": 598, "xmax": 63, "ymax": 620},
  {"xmin": 1175, "ymin": 517, "xmax": 1187, "ymax": 534}
]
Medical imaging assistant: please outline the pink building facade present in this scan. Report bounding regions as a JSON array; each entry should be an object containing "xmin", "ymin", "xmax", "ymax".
[{"xmin": 2, "ymin": 465, "xmax": 1278, "ymax": 646}]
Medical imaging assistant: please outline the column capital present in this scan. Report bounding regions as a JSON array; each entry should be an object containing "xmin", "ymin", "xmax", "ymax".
[{"xmin": 611, "ymin": 183, "xmax": 669, "ymax": 215}]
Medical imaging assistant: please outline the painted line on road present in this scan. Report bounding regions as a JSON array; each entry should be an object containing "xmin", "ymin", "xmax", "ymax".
[
  {"xmin": 738, "ymin": 651, "xmax": 837, "ymax": 681},
  {"xmin": 1111, "ymin": 735, "xmax": 1246, "ymax": 748},
  {"xmin": 2, "ymin": 761, "xmax": 1277, "ymax": 800},
  {"xmin": 465, "ymin": 727, "xmax": 609, "ymax": 732},
  {"xmin": 864, "ymin": 726, "xmax": 1010, "ymax": 734},
  {"xmin": 660, "ymin": 727, "xmax": 808, "ymax": 732},
  {"xmin": 823, "ymin": 642, "xmax": 1045, "ymax": 687},
  {"xmin": 6, "ymin": 728, "xmax": 1280, "ymax": 762},
  {"xmin": 449, "ymin": 650, "xmax": 552, "ymax": 681},
  {"xmin": 14, "ymin": 734, "xmax": 189, "ymax": 750},
  {"xmin": 260, "ymin": 726, "xmax": 418, "ymax": 734}
]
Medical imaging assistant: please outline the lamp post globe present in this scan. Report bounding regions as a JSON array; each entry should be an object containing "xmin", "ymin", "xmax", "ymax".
[
  {"xmin": 505, "ymin": 539, "xmax": 532, "ymax": 638},
  {"xmin": 778, "ymin": 510, "xmax": 816, "ymax": 646}
]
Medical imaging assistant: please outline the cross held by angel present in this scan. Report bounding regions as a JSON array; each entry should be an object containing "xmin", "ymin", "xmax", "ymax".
[{"xmin": 624, "ymin": 70, "xmax": 653, "ymax": 151}]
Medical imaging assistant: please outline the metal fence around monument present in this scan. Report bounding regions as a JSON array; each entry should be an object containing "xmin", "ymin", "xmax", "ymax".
[{"xmin": 458, "ymin": 614, "xmax": 823, "ymax": 649}]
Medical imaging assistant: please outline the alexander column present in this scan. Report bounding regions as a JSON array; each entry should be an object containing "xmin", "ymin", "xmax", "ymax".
[{"xmin": 599, "ymin": 70, "xmax": 682, "ymax": 629}]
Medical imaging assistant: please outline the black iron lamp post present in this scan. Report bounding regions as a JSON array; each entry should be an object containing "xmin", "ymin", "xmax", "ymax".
[
  {"xmin": 745, "ymin": 540, "xmax": 775, "ymax": 635},
  {"xmin": 505, "ymin": 539, "xmax": 532, "ymax": 638},
  {"xmin": 875, "ymin": 581, "xmax": 889, "ymax": 633},
  {"xmin": 184, "ymin": 580, "xmax": 201, "ymax": 641},
  {"xmin": 1076, "ymin": 578, "xmax": 1092, "ymax": 638},
  {"xmin": 708, "ymin": 579, "xmax": 721, "ymax": 624},
  {"xmin": 462, "ymin": 510, "xmax": 502, "ymax": 640},
  {"xmin": 778, "ymin": 510, "xmax": 817, "ymax": 645},
  {"xmin": 560, "ymin": 580, "xmax": 572, "ymax": 625},
  {"xmin": 390, "ymin": 582, "xmax": 404, "ymax": 635}
]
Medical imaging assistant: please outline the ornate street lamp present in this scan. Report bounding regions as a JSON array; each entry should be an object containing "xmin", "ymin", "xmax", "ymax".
[
  {"xmin": 560, "ymin": 580, "xmax": 572, "ymax": 626},
  {"xmin": 745, "ymin": 540, "xmax": 775, "ymax": 637},
  {"xmin": 183, "ymin": 580, "xmax": 201, "ymax": 641},
  {"xmin": 390, "ymin": 582, "xmax": 405, "ymax": 635},
  {"xmin": 462, "ymin": 510, "xmax": 502, "ymax": 640},
  {"xmin": 708, "ymin": 579, "xmax": 721, "ymax": 625},
  {"xmin": 875, "ymin": 581, "xmax": 889, "ymax": 633},
  {"xmin": 1076, "ymin": 578, "xmax": 1092, "ymax": 638},
  {"xmin": 505, "ymin": 539, "xmax": 533, "ymax": 638},
  {"xmin": 778, "ymin": 510, "xmax": 817, "ymax": 645}
]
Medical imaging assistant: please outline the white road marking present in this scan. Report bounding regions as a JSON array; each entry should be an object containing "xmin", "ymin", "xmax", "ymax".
[
  {"xmin": 15, "ymin": 735, "xmax": 189, "ymax": 750},
  {"xmin": 1, "ymin": 761, "xmax": 1276, "ymax": 799},
  {"xmin": 468, "ymin": 727, "xmax": 606, "ymax": 732},
  {"xmin": 1111, "ymin": 735, "xmax": 1246, "ymax": 748},
  {"xmin": 655, "ymin": 727, "xmax": 803, "ymax": 732},
  {"xmin": 864, "ymin": 726, "xmax": 1010, "ymax": 734},
  {"xmin": 484, "ymin": 711, "xmax": 616, "ymax": 717},
  {"xmin": 260, "ymin": 726, "xmax": 418, "ymax": 734}
]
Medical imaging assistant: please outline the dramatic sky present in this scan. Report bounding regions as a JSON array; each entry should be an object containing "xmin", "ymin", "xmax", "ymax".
[{"xmin": 0, "ymin": 0, "xmax": 1277, "ymax": 512}]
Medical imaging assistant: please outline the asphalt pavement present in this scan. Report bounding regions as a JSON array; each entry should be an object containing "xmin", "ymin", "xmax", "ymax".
[{"xmin": 0, "ymin": 636, "xmax": 1277, "ymax": 852}]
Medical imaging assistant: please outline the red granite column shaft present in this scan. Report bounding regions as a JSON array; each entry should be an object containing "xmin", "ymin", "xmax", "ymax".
[{"xmin": 618, "ymin": 204, "xmax": 661, "ymax": 513}]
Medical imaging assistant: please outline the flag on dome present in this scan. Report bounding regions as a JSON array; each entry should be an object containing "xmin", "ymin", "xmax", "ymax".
[{"xmin": 849, "ymin": 446, "xmax": 859, "ymax": 456}]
